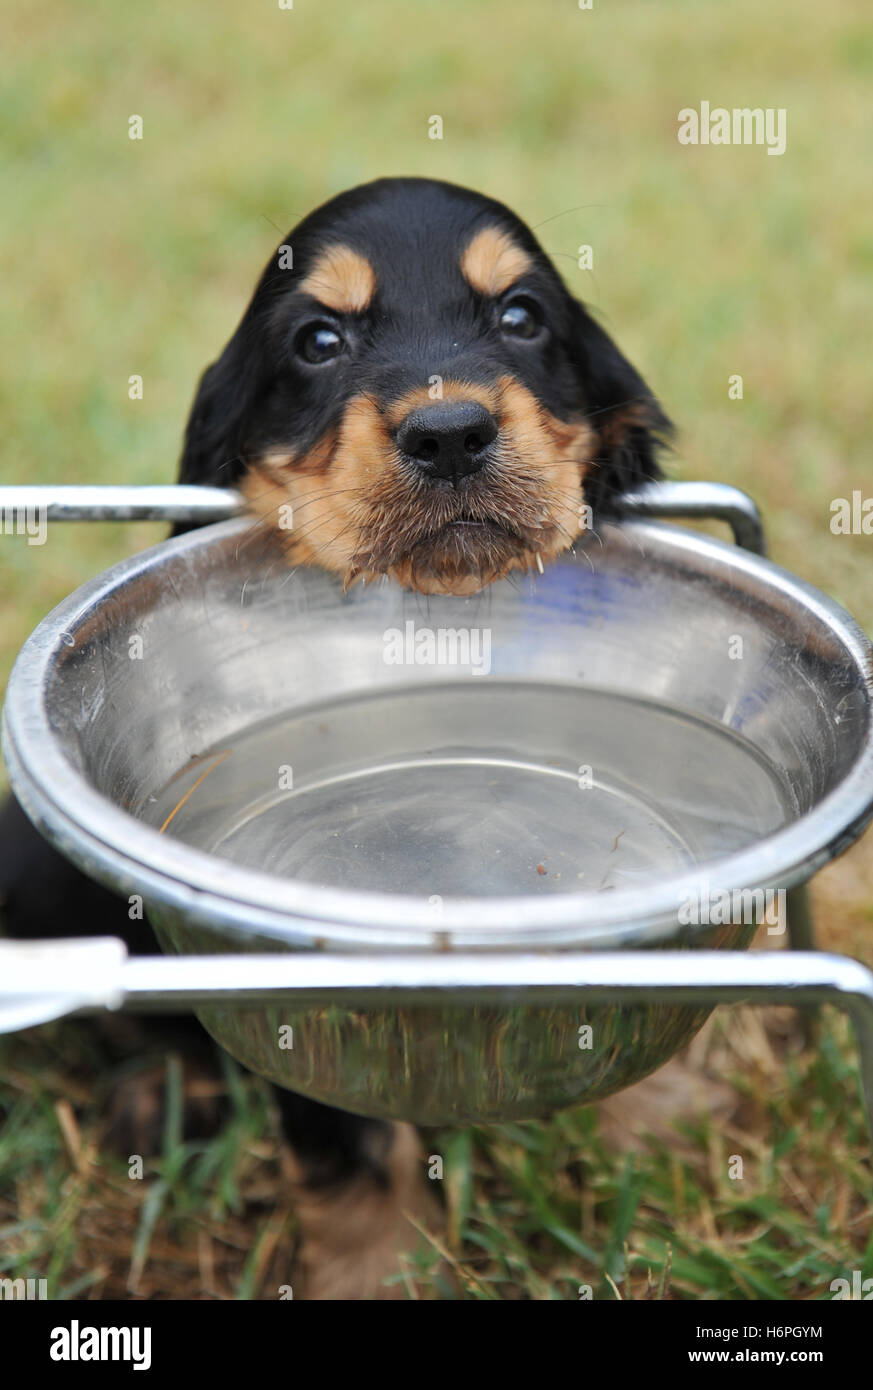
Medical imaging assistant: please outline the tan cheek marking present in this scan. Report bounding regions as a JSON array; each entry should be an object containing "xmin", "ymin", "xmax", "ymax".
[
  {"xmin": 496, "ymin": 375, "xmax": 596, "ymax": 554},
  {"xmin": 496, "ymin": 375, "xmax": 595, "ymax": 474},
  {"xmin": 299, "ymin": 244, "xmax": 376, "ymax": 313},
  {"xmin": 385, "ymin": 379, "xmax": 499, "ymax": 431},
  {"xmin": 460, "ymin": 227, "xmax": 533, "ymax": 297},
  {"xmin": 240, "ymin": 461, "xmax": 343, "ymax": 572},
  {"xmin": 239, "ymin": 398, "xmax": 392, "ymax": 576}
]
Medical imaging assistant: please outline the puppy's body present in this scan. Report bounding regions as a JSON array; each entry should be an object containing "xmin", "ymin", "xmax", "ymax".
[{"xmin": 1, "ymin": 178, "xmax": 670, "ymax": 1299}]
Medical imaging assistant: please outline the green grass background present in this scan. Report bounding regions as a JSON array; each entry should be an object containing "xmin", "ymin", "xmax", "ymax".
[
  {"xmin": 1, "ymin": 0, "xmax": 872, "ymax": 1299},
  {"xmin": 2, "ymin": 0, "xmax": 872, "ymax": 673}
]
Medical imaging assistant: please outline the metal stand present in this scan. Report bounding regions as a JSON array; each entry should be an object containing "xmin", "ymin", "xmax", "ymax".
[{"xmin": 3, "ymin": 479, "xmax": 872, "ymax": 1146}]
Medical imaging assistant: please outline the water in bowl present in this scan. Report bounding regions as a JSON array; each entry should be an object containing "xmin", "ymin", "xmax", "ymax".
[{"xmin": 143, "ymin": 682, "xmax": 795, "ymax": 897}]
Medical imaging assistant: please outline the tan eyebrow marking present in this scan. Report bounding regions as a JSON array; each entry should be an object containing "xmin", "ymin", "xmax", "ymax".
[
  {"xmin": 460, "ymin": 226, "xmax": 533, "ymax": 296},
  {"xmin": 299, "ymin": 244, "xmax": 376, "ymax": 313}
]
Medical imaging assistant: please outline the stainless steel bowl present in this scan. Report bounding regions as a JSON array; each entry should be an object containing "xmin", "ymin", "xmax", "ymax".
[{"xmin": 4, "ymin": 517, "xmax": 873, "ymax": 1122}]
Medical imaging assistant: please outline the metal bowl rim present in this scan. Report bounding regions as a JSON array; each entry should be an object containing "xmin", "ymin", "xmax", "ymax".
[{"xmin": 4, "ymin": 517, "xmax": 873, "ymax": 951}]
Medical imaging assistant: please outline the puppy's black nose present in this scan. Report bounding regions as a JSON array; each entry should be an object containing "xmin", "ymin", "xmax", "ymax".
[{"xmin": 396, "ymin": 401, "xmax": 498, "ymax": 484}]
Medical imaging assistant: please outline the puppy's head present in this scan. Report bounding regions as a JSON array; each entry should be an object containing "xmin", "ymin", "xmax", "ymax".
[{"xmin": 180, "ymin": 177, "xmax": 671, "ymax": 595}]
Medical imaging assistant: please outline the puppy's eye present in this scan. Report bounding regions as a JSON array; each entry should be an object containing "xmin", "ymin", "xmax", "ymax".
[
  {"xmin": 499, "ymin": 299, "xmax": 542, "ymax": 339},
  {"xmin": 297, "ymin": 324, "xmax": 345, "ymax": 364}
]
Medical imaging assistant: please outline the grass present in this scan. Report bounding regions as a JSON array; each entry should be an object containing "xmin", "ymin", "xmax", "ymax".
[
  {"xmin": 1, "ymin": 998, "xmax": 871, "ymax": 1300},
  {"xmin": 1, "ymin": 0, "xmax": 871, "ymax": 1299}
]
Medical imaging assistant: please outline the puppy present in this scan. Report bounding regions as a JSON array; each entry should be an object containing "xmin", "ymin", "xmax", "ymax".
[
  {"xmin": 1, "ymin": 177, "xmax": 671, "ymax": 1299},
  {"xmin": 179, "ymin": 176, "xmax": 670, "ymax": 590}
]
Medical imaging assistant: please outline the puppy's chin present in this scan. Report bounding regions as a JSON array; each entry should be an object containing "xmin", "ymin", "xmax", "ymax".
[
  {"xmin": 388, "ymin": 568, "xmax": 491, "ymax": 597},
  {"xmin": 369, "ymin": 521, "xmax": 545, "ymax": 596}
]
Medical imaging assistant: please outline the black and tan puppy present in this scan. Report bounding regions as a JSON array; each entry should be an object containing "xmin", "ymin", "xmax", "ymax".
[
  {"xmin": 1, "ymin": 177, "xmax": 671, "ymax": 1299},
  {"xmin": 179, "ymin": 176, "xmax": 670, "ymax": 589}
]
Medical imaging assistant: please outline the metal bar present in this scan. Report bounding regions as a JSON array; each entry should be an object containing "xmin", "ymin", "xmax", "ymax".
[
  {"xmin": 786, "ymin": 884, "xmax": 816, "ymax": 953},
  {"xmin": 0, "ymin": 481, "xmax": 766, "ymax": 553},
  {"xmin": 95, "ymin": 948, "xmax": 873, "ymax": 1146},
  {"xmin": 618, "ymin": 480, "xmax": 768, "ymax": 555},
  {"xmin": 787, "ymin": 883, "xmax": 820, "ymax": 1046},
  {"xmin": 4, "ymin": 942, "xmax": 868, "ymax": 1017},
  {"xmin": 1, "ymin": 940, "xmax": 871, "ymax": 1140},
  {"xmin": 0, "ymin": 485, "xmax": 244, "ymax": 525}
]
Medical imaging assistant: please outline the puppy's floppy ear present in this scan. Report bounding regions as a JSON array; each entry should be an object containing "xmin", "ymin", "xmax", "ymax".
[
  {"xmin": 177, "ymin": 315, "xmax": 262, "ymax": 491},
  {"xmin": 573, "ymin": 302, "xmax": 673, "ymax": 516}
]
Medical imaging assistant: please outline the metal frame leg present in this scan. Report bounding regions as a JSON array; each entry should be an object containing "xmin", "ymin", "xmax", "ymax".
[
  {"xmin": 787, "ymin": 883, "xmax": 820, "ymax": 1045},
  {"xmin": 786, "ymin": 883, "xmax": 817, "ymax": 953}
]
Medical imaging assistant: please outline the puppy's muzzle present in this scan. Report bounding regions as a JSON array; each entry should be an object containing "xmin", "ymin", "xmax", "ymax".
[{"xmin": 395, "ymin": 400, "xmax": 498, "ymax": 486}]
